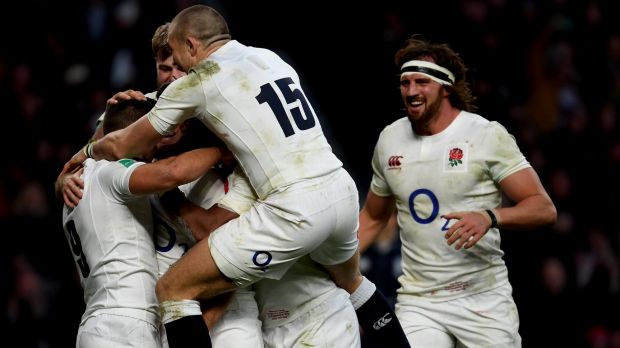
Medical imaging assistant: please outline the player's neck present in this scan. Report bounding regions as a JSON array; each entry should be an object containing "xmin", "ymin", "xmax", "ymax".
[{"xmin": 415, "ymin": 104, "xmax": 460, "ymax": 136}]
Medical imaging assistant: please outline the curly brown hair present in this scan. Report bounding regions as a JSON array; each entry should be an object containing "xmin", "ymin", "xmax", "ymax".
[{"xmin": 395, "ymin": 35, "xmax": 476, "ymax": 112}]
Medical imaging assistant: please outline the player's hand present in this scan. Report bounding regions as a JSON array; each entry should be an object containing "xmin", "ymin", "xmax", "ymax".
[
  {"xmin": 56, "ymin": 167, "xmax": 85, "ymax": 208},
  {"xmin": 441, "ymin": 211, "xmax": 492, "ymax": 250},
  {"xmin": 106, "ymin": 89, "xmax": 146, "ymax": 105},
  {"xmin": 59, "ymin": 149, "xmax": 87, "ymax": 182}
]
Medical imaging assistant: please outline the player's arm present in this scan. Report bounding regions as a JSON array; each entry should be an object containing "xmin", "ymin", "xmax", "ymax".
[
  {"xmin": 160, "ymin": 167, "xmax": 253, "ymax": 241},
  {"xmin": 60, "ymin": 114, "xmax": 163, "ymax": 178},
  {"xmin": 56, "ymin": 107, "xmax": 107, "ymax": 206},
  {"xmin": 128, "ymin": 147, "xmax": 227, "ymax": 195},
  {"xmin": 494, "ymin": 167, "xmax": 557, "ymax": 230},
  {"xmin": 160, "ymin": 189, "xmax": 239, "ymax": 241},
  {"xmin": 444, "ymin": 167, "xmax": 557, "ymax": 250},
  {"xmin": 96, "ymin": 115, "xmax": 164, "ymax": 162},
  {"xmin": 358, "ymin": 191, "xmax": 396, "ymax": 253},
  {"xmin": 57, "ymin": 90, "xmax": 152, "ymax": 202}
]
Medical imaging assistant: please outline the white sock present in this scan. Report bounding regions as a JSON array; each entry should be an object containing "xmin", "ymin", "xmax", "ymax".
[
  {"xmin": 349, "ymin": 276, "xmax": 376, "ymax": 310},
  {"xmin": 160, "ymin": 299, "xmax": 203, "ymax": 324}
]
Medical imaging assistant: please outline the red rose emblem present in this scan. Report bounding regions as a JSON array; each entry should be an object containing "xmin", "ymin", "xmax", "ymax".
[{"xmin": 448, "ymin": 148, "xmax": 463, "ymax": 167}]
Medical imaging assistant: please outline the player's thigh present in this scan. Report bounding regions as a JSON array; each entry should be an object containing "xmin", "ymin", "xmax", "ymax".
[
  {"xmin": 451, "ymin": 283, "xmax": 522, "ymax": 347},
  {"xmin": 210, "ymin": 287, "xmax": 264, "ymax": 347},
  {"xmin": 310, "ymin": 170, "xmax": 360, "ymax": 267},
  {"xmin": 396, "ymin": 284, "xmax": 522, "ymax": 348},
  {"xmin": 310, "ymin": 185, "xmax": 360, "ymax": 292},
  {"xmin": 315, "ymin": 295, "xmax": 361, "ymax": 348},
  {"xmin": 263, "ymin": 290, "xmax": 360, "ymax": 348},
  {"xmin": 407, "ymin": 328, "xmax": 454, "ymax": 348},
  {"xmin": 77, "ymin": 314, "xmax": 162, "ymax": 348},
  {"xmin": 209, "ymin": 198, "xmax": 339, "ymax": 287},
  {"xmin": 157, "ymin": 236, "xmax": 236, "ymax": 301},
  {"xmin": 395, "ymin": 300, "xmax": 454, "ymax": 348}
]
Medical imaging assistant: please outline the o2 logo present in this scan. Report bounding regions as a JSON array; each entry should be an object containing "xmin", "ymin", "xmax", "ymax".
[
  {"xmin": 408, "ymin": 188, "xmax": 451, "ymax": 231},
  {"xmin": 252, "ymin": 251, "xmax": 272, "ymax": 272},
  {"xmin": 154, "ymin": 214, "xmax": 176, "ymax": 252},
  {"xmin": 154, "ymin": 214, "xmax": 189, "ymax": 255}
]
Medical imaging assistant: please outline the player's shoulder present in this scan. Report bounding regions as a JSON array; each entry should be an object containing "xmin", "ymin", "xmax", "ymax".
[
  {"xmin": 381, "ymin": 116, "xmax": 410, "ymax": 134},
  {"xmin": 93, "ymin": 158, "xmax": 144, "ymax": 176},
  {"xmin": 459, "ymin": 111, "xmax": 509, "ymax": 134},
  {"xmin": 227, "ymin": 40, "xmax": 291, "ymax": 73}
]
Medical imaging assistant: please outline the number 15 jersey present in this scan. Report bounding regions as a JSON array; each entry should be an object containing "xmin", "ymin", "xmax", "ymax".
[{"xmin": 148, "ymin": 40, "xmax": 342, "ymax": 199}]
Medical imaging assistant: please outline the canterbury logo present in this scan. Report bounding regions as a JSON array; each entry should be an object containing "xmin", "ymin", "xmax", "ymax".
[
  {"xmin": 388, "ymin": 155, "xmax": 403, "ymax": 168},
  {"xmin": 372, "ymin": 313, "xmax": 393, "ymax": 330}
]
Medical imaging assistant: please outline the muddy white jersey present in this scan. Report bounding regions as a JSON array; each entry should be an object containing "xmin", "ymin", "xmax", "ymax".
[
  {"xmin": 371, "ymin": 111, "xmax": 530, "ymax": 301},
  {"xmin": 62, "ymin": 158, "xmax": 159, "ymax": 325},
  {"xmin": 148, "ymin": 40, "xmax": 342, "ymax": 199}
]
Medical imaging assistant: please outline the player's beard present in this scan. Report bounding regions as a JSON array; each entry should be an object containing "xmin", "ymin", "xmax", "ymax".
[{"xmin": 407, "ymin": 89, "xmax": 444, "ymax": 135}]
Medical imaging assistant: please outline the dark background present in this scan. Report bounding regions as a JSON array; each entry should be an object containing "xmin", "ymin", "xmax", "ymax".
[{"xmin": 1, "ymin": 0, "xmax": 619, "ymax": 347}]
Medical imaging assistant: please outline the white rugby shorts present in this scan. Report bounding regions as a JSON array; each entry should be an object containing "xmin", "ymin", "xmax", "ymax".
[
  {"xmin": 395, "ymin": 282, "xmax": 521, "ymax": 347},
  {"xmin": 77, "ymin": 313, "xmax": 162, "ymax": 348},
  {"xmin": 209, "ymin": 168, "xmax": 360, "ymax": 287},
  {"xmin": 262, "ymin": 288, "xmax": 360, "ymax": 348}
]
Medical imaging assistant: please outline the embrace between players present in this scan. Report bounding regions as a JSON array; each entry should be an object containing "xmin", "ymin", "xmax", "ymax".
[{"xmin": 57, "ymin": 4, "xmax": 556, "ymax": 348}]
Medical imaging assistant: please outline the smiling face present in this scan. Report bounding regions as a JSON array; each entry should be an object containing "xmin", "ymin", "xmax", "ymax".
[{"xmin": 400, "ymin": 72, "xmax": 445, "ymax": 134}]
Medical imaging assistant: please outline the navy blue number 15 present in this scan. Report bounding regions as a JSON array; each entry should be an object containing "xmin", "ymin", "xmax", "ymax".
[{"xmin": 256, "ymin": 77, "xmax": 316, "ymax": 137}]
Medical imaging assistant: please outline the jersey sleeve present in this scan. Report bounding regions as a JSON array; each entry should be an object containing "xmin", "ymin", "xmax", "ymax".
[
  {"xmin": 369, "ymin": 132, "xmax": 393, "ymax": 197},
  {"xmin": 485, "ymin": 121, "xmax": 531, "ymax": 183},
  {"xmin": 98, "ymin": 159, "xmax": 147, "ymax": 202},
  {"xmin": 218, "ymin": 167, "xmax": 257, "ymax": 215},
  {"xmin": 147, "ymin": 75, "xmax": 205, "ymax": 135}
]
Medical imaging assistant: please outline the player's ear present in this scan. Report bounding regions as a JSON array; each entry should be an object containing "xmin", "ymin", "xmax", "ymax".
[{"xmin": 187, "ymin": 36, "xmax": 199, "ymax": 55}]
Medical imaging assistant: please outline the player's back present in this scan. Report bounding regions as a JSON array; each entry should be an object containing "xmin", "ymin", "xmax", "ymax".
[
  {"xmin": 62, "ymin": 158, "xmax": 159, "ymax": 324},
  {"xmin": 195, "ymin": 40, "xmax": 343, "ymax": 198}
]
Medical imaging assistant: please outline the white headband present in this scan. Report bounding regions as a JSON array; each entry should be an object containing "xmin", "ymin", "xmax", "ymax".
[{"xmin": 400, "ymin": 60, "xmax": 455, "ymax": 86}]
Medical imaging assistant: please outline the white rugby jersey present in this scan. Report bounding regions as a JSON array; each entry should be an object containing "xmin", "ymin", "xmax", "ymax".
[
  {"xmin": 152, "ymin": 169, "xmax": 227, "ymax": 277},
  {"xmin": 149, "ymin": 40, "xmax": 342, "ymax": 199},
  {"xmin": 62, "ymin": 158, "xmax": 159, "ymax": 324},
  {"xmin": 371, "ymin": 111, "xmax": 530, "ymax": 301}
]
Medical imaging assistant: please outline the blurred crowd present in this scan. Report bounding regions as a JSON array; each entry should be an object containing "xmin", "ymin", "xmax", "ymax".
[{"xmin": 1, "ymin": 1, "xmax": 618, "ymax": 347}]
